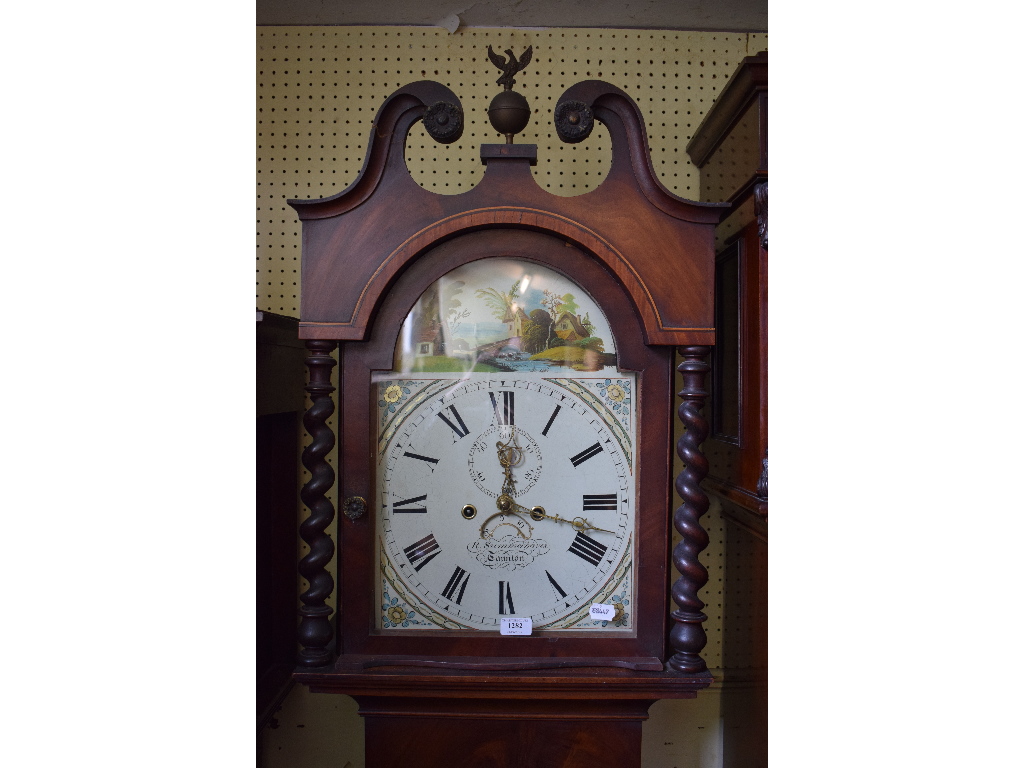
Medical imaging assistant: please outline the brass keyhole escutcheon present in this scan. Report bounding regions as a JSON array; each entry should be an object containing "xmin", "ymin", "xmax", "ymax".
[
  {"xmin": 343, "ymin": 496, "xmax": 367, "ymax": 521},
  {"xmin": 461, "ymin": 504, "xmax": 477, "ymax": 520},
  {"xmin": 529, "ymin": 506, "xmax": 546, "ymax": 521}
]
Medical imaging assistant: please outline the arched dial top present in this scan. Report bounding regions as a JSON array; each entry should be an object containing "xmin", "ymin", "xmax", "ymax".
[{"xmin": 374, "ymin": 258, "xmax": 636, "ymax": 633}]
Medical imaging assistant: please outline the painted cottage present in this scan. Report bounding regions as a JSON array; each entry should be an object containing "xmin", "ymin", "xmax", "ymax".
[{"xmin": 553, "ymin": 311, "xmax": 589, "ymax": 342}]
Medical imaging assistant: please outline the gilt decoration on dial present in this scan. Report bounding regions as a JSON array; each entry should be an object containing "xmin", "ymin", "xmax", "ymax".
[{"xmin": 374, "ymin": 259, "xmax": 637, "ymax": 633}]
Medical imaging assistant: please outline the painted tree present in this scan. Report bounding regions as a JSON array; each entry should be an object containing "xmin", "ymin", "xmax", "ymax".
[
  {"xmin": 541, "ymin": 289, "xmax": 563, "ymax": 349},
  {"xmin": 522, "ymin": 308, "xmax": 552, "ymax": 354},
  {"xmin": 476, "ymin": 279, "xmax": 521, "ymax": 323},
  {"xmin": 443, "ymin": 280, "xmax": 469, "ymax": 339}
]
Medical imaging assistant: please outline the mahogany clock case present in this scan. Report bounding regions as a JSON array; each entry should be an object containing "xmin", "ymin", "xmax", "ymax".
[
  {"xmin": 288, "ymin": 78, "xmax": 725, "ymax": 682},
  {"xmin": 337, "ymin": 227, "xmax": 676, "ymax": 665}
]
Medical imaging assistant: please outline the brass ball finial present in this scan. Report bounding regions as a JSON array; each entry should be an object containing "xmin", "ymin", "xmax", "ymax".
[
  {"xmin": 485, "ymin": 45, "xmax": 533, "ymax": 143},
  {"xmin": 487, "ymin": 90, "xmax": 531, "ymax": 143}
]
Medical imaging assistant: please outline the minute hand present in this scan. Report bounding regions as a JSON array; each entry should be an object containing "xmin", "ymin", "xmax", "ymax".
[{"xmin": 521, "ymin": 504, "xmax": 614, "ymax": 534}]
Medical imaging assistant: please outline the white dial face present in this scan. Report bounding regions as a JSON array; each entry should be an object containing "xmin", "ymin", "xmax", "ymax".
[{"xmin": 375, "ymin": 374, "xmax": 636, "ymax": 632}]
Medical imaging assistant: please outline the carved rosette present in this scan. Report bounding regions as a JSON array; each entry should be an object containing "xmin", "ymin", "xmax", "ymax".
[
  {"xmin": 298, "ymin": 339, "xmax": 339, "ymax": 667},
  {"xmin": 422, "ymin": 100, "xmax": 464, "ymax": 144},
  {"xmin": 755, "ymin": 182, "xmax": 768, "ymax": 251},
  {"xmin": 554, "ymin": 99, "xmax": 594, "ymax": 144},
  {"xmin": 667, "ymin": 346, "xmax": 712, "ymax": 674}
]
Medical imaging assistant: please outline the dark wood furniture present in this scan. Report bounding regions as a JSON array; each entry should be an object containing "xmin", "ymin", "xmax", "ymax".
[
  {"xmin": 256, "ymin": 311, "xmax": 305, "ymax": 731},
  {"xmin": 686, "ymin": 50, "xmax": 768, "ymax": 530},
  {"xmin": 287, "ymin": 78, "xmax": 727, "ymax": 767},
  {"xmin": 686, "ymin": 51, "xmax": 768, "ymax": 768}
]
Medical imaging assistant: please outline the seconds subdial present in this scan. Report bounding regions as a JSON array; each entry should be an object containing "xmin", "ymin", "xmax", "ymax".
[{"xmin": 467, "ymin": 424, "xmax": 542, "ymax": 498}]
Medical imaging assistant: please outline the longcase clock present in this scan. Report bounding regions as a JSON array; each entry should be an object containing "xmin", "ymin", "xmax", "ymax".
[{"xmin": 287, "ymin": 70, "xmax": 727, "ymax": 767}]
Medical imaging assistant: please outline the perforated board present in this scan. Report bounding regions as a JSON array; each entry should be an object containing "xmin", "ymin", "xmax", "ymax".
[
  {"xmin": 257, "ymin": 26, "xmax": 767, "ymax": 317},
  {"xmin": 257, "ymin": 26, "xmax": 768, "ymax": 675}
]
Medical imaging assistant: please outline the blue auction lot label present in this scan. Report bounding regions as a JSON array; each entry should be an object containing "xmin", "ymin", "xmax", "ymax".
[
  {"xmin": 500, "ymin": 617, "xmax": 533, "ymax": 636},
  {"xmin": 589, "ymin": 603, "xmax": 615, "ymax": 621}
]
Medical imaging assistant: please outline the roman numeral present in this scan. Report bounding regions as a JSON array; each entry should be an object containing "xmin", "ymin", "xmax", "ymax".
[
  {"xmin": 441, "ymin": 566, "xmax": 470, "ymax": 605},
  {"xmin": 545, "ymin": 570, "xmax": 567, "ymax": 600},
  {"xmin": 489, "ymin": 391, "xmax": 515, "ymax": 425},
  {"xmin": 392, "ymin": 494, "xmax": 427, "ymax": 514},
  {"xmin": 569, "ymin": 442, "xmax": 603, "ymax": 467},
  {"xmin": 568, "ymin": 531, "xmax": 608, "ymax": 567},
  {"xmin": 437, "ymin": 405, "xmax": 470, "ymax": 440},
  {"xmin": 498, "ymin": 580, "xmax": 515, "ymax": 614},
  {"xmin": 403, "ymin": 450, "xmax": 440, "ymax": 468},
  {"xmin": 541, "ymin": 404, "xmax": 561, "ymax": 436},
  {"xmin": 403, "ymin": 533, "xmax": 442, "ymax": 572},
  {"xmin": 582, "ymin": 493, "xmax": 617, "ymax": 511}
]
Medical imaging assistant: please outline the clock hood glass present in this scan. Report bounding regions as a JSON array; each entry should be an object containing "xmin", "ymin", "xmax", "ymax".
[{"xmin": 394, "ymin": 258, "xmax": 617, "ymax": 375}]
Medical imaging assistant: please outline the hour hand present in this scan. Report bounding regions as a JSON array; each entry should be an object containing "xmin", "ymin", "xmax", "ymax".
[
  {"xmin": 524, "ymin": 505, "xmax": 614, "ymax": 534},
  {"xmin": 495, "ymin": 428, "xmax": 524, "ymax": 469}
]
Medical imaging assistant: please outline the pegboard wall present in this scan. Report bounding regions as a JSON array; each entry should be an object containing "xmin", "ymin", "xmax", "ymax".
[
  {"xmin": 257, "ymin": 25, "xmax": 767, "ymax": 317},
  {"xmin": 257, "ymin": 25, "xmax": 767, "ymax": 675}
]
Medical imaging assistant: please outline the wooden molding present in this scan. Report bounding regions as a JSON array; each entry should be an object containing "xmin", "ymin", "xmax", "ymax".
[
  {"xmin": 705, "ymin": 476, "xmax": 768, "ymax": 520},
  {"xmin": 685, "ymin": 51, "xmax": 767, "ymax": 168},
  {"xmin": 296, "ymin": 666, "xmax": 713, "ymax": 701}
]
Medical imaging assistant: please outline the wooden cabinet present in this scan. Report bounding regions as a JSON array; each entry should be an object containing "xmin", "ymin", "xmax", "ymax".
[
  {"xmin": 687, "ymin": 51, "xmax": 768, "ymax": 527},
  {"xmin": 686, "ymin": 52, "xmax": 768, "ymax": 768},
  {"xmin": 256, "ymin": 311, "xmax": 305, "ymax": 731}
]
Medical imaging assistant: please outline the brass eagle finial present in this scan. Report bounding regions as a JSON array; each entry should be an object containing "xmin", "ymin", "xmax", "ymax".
[{"xmin": 487, "ymin": 45, "xmax": 533, "ymax": 91}]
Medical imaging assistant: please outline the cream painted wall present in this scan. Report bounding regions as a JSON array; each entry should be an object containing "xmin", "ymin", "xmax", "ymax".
[{"xmin": 257, "ymin": 25, "xmax": 767, "ymax": 767}]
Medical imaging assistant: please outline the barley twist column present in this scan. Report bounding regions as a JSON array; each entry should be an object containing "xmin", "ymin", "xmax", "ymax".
[
  {"xmin": 667, "ymin": 345, "xmax": 712, "ymax": 674},
  {"xmin": 297, "ymin": 339, "xmax": 338, "ymax": 667}
]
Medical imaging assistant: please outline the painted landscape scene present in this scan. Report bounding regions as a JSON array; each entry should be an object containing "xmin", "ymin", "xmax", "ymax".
[{"xmin": 394, "ymin": 258, "xmax": 619, "ymax": 374}]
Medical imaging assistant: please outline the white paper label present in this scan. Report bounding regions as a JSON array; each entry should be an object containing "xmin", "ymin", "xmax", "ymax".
[
  {"xmin": 500, "ymin": 617, "xmax": 533, "ymax": 635},
  {"xmin": 589, "ymin": 603, "xmax": 616, "ymax": 621}
]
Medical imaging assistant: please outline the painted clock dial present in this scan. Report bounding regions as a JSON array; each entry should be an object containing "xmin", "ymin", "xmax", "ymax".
[{"xmin": 373, "ymin": 258, "xmax": 637, "ymax": 633}]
